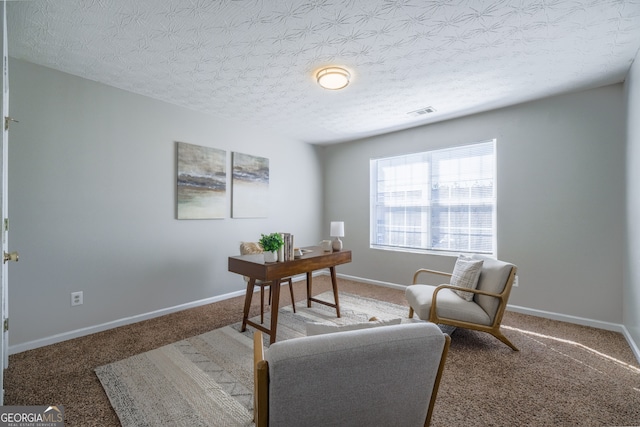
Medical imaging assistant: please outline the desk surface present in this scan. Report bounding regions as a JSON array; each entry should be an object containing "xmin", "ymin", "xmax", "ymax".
[{"xmin": 228, "ymin": 246, "xmax": 352, "ymax": 281}]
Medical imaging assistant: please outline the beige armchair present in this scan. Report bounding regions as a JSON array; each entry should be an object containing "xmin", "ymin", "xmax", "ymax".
[
  {"xmin": 405, "ymin": 255, "xmax": 518, "ymax": 351},
  {"xmin": 253, "ymin": 323, "xmax": 451, "ymax": 427}
]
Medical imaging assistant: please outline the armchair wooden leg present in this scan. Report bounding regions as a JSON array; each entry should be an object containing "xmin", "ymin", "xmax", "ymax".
[
  {"xmin": 493, "ymin": 330, "xmax": 519, "ymax": 351},
  {"xmin": 408, "ymin": 307, "xmax": 414, "ymax": 318}
]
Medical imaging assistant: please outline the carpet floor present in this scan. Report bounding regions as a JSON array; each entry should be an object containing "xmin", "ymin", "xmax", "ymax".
[
  {"xmin": 5, "ymin": 276, "xmax": 640, "ymax": 426},
  {"xmin": 95, "ymin": 292, "xmax": 414, "ymax": 426}
]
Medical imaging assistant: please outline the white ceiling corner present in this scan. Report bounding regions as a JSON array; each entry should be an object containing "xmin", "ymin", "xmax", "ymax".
[{"xmin": 7, "ymin": 0, "xmax": 640, "ymax": 144}]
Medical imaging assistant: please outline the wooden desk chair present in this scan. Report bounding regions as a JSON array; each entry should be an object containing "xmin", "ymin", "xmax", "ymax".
[{"xmin": 240, "ymin": 242, "xmax": 296, "ymax": 324}]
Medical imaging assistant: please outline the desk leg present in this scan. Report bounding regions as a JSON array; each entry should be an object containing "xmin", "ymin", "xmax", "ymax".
[
  {"xmin": 306, "ymin": 272, "xmax": 313, "ymax": 308},
  {"xmin": 269, "ymin": 279, "xmax": 281, "ymax": 344},
  {"xmin": 329, "ymin": 266, "xmax": 341, "ymax": 318},
  {"xmin": 241, "ymin": 278, "xmax": 256, "ymax": 332}
]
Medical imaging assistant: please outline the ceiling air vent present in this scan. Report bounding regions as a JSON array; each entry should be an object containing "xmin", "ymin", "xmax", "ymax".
[{"xmin": 407, "ymin": 106, "xmax": 436, "ymax": 117}]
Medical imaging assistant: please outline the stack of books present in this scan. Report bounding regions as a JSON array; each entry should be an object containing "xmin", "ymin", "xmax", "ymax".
[{"xmin": 280, "ymin": 233, "xmax": 294, "ymax": 261}]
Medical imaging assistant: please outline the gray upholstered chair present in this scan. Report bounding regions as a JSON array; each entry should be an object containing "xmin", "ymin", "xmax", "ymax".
[
  {"xmin": 253, "ymin": 323, "xmax": 450, "ymax": 427},
  {"xmin": 405, "ymin": 255, "xmax": 518, "ymax": 351},
  {"xmin": 240, "ymin": 242, "xmax": 296, "ymax": 324}
]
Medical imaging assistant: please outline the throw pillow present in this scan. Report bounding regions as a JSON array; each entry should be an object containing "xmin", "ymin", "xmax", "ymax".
[
  {"xmin": 306, "ymin": 318, "xmax": 402, "ymax": 336},
  {"xmin": 451, "ymin": 255, "xmax": 484, "ymax": 301}
]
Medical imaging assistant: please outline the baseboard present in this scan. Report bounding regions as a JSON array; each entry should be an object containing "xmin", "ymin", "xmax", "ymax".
[
  {"xmin": 335, "ymin": 272, "xmax": 640, "ymax": 364},
  {"xmin": 507, "ymin": 304, "xmax": 640, "ymax": 363},
  {"xmin": 506, "ymin": 304, "xmax": 625, "ymax": 332},
  {"xmin": 335, "ymin": 273, "xmax": 407, "ymax": 290},
  {"xmin": 9, "ymin": 274, "xmax": 309, "ymax": 355},
  {"xmin": 621, "ymin": 326, "xmax": 640, "ymax": 364},
  {"xmin": 8, "ymin": 289, "xmax": 246, "ymax": 355},
  {"xmin": 10, "ymin": 272, "xmax": 640, "ymax": 365},
  {"xmin": 338, "ymin": 270, "xmax": 624, "ymax": 330}
]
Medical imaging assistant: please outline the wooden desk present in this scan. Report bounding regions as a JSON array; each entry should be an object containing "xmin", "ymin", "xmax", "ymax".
[{"xmin": 228, "ymin": 247, "xmax": 352, "ymax": 344}]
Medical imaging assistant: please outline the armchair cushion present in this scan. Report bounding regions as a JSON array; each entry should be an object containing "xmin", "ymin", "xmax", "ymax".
[
  {"xmin": 306, "ymin": 317, "xmax": 401, "ymax": 336},
  {"xmin": 450, "ymin": 255, "xmax": 484, "ymax": 301},
  {"xmin": 471, "ymin": 255, "xmax": 515, "ymax": 322},
  {"xmin": 405, "ymin": 284, "xmax": 491, "ymax": 325}
]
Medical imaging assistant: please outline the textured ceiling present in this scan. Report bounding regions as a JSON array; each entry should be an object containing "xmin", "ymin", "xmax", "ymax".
[{"xmin": 7, "ymin": 0, "xmax": 640, "ymax": 144}]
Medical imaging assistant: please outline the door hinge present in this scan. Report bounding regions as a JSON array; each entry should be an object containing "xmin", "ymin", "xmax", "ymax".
[
  {"xmin": 3, "ymin": 318, "xmax": 7, "ymax": 332},
  {"xmin": 4, "ymin": 116, "xmax": 18, "ymax": 131},
  {"xmin": 3, "ymin": 218, "xmax": 7, "ymax": 232}
]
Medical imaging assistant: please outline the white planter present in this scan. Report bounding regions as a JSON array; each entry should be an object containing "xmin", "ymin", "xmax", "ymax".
[{"xmin": 264, "ymin": 251, "xmax": 277, "ymax": 263}]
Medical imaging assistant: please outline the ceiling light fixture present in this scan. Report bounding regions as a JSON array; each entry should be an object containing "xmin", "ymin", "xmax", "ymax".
[{"xmin": 316, "ymin": 67, "xmax": 350, "ymax": 90}]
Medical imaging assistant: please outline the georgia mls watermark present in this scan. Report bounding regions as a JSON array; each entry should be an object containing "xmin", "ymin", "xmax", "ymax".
[{"xmin": 0, "ymin": 406, "xmax": 64, "ymax": 427}]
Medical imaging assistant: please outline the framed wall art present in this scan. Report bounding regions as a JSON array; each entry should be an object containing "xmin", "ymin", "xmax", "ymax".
[
  {"xmin": 231, "ymin": 152, "xmax": 269, "ymax": 218},
  {"xmin": 176, "ymin": 142, "xmax": 226, "ymax": 219}
]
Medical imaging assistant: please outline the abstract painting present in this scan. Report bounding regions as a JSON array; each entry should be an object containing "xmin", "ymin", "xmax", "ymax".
[
  {"xmin": 176, "ymin": 142, "xmax": 226, "ymax": 219},
  {"xmin": 231, "ymin": 152, "xmax": 269, "ymax": 218}
]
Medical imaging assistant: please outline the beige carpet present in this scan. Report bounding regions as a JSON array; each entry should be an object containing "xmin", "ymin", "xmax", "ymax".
[
  {"xmin": 5, "ymin": 276, "xmax": 640, "ymax": 426},
  {"xmin": 95, "ymin": 292, "xmax": 412, "ymax": 426}
]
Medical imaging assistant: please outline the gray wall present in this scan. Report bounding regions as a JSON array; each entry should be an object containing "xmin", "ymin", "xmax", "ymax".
[
  {"xmin": 320, "ymin": 85, "xmax": 627, "ymax": 324},
  {"xmin": 7, "ymin": 57, "xmax": 633, "ymax": 352},
  {"xmin": 8, "ymin": 59, "xmax": 323, "ymax": 349},
  {"xmin": 625, "ymin": 52, "xmax": 640, "ymax": 347}
]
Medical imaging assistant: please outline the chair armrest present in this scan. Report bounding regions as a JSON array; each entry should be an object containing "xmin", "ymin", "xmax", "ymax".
[
  {"xmin": 427, "ymin": 334, "xmax": 451, "ymax": 426},
  {"xmin": 254, "ymin": 331, "xmax": 265, "ymax": 368},
  {"xmin": 432, "ymin": 284, "xmax": 505, "ymax": 299},
  {"xmin": 431, "ymin": 284, "xmax": 508, "ymax": 323},
  {"xmin": 413, "ymin": 268, "xmax": 452, "ymax": 284},
  {"xmin": 253, "ymin": 332, "xmax": 268, "ymax": 427}
]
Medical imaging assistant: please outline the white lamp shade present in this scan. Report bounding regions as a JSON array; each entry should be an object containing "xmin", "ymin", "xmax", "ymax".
[{"xmin": 330, "ymin": 221, "xmax": 345, "ymax": 237}]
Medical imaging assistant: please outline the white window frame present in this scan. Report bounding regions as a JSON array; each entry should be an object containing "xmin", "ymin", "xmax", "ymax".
[{"xmin": 370, "ymin": 140, "xmax": 497, "ymax": 256}]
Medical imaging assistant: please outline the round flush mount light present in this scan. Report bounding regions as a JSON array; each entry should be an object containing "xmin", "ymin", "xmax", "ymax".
[{"xmin": 316, "ymin": 67, "xmax": 351, "ymax": 90}]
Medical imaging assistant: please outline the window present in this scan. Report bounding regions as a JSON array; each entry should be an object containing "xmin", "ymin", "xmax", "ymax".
[{"xmin": 370, "ymin": 140, "xmax": 496, "ymax": 255}]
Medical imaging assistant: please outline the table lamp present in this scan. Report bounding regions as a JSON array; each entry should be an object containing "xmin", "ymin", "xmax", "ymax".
[{"xmin": 330, "ymin": 221, "xmax": 344, "ymax": 251}]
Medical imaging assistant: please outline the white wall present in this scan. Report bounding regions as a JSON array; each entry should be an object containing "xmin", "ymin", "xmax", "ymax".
[
  {"xmin": 625, "ymin": 52, "xmax": 640, "ymax": 348},
  {"xmin": 8, "ymin": 59, "xmax": 323, "ymax": 350},
  {"xmin": 320, "ymin": 85, "xmax": 627, "ymax": 325}
]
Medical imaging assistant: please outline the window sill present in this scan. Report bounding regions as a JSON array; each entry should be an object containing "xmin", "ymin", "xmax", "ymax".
[{"xmin": 369, "ymin": 245, "xmax": 494, "ymax": 258}]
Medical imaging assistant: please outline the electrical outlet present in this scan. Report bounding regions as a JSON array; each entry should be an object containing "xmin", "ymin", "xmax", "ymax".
[
  {"xmin": 513, "ymin": 275, "xmax": 519, "ymax": 287},
  {"xmin": 71, "ymin": 291, "xmax": 83, "ymax": 306}
]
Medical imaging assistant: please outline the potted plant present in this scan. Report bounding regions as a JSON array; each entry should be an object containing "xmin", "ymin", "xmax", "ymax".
[{"xmin": 259, "ymin": 232, "xmax": 284, "ymax": 262}]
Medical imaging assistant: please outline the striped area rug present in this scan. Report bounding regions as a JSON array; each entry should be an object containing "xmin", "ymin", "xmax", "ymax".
[{"xmin": 95, "ymin": 292, "xmax": 412, "ymax": 427}]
